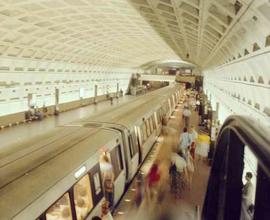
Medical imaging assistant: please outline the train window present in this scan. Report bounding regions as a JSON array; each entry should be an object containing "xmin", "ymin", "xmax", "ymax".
[
  {"xmin": 157, "ymin": 110, "xmax": 162, "ymax": 124},
  {"xmin": 140, "ymin": 124, "xmax": 147, "ymax": 143},
  {"xmin": 150, "ymin": 115, "xmax": 155, "ymax": 132},
  {"xmin": 151, "ymin": 115, "xmax": 156, "ymax": 130},
  {"xmin": 148, "ymin": 117, "xmax": 153, "ymax": 134},
  {"xmin": 134, "ymin": 127, "xmax": 141, "ymax": 149},
  {"xmin": 93, "ymin": 173, "xmax": 102, "ymax": 195},
  {"xmin": 156, "ymin": 112, "xmax": 161, "ymax": 124},
  {"xmin": 110, "ymin": 145, "xmax": 124, "ymax": 178},
  {"xmin": 131, "ymin": 131, "xmax": 138, "ymax": 154},
  {"xmin": 46, "ymin": 193, "xmax": 73, "ymax": 220},
  {"xmin": 128, "ymin": 135, "xmax": 135, "ymax": 158},
  {"xmin": 89, "ymin": 164, "xmax": 103, "ymax": 205},
  {"xmin": 73, "ymin": 175, "xmax": 93, "ymax": 220}
]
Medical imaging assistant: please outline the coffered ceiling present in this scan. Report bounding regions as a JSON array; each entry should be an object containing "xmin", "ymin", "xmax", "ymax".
[{"xmin": 0, "ymin": 0, "xmax": 269, "ymax": 70}]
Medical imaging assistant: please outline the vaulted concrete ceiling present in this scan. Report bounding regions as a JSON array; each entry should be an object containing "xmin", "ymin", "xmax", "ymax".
[
  {"xmin": 0, "ymin": 0, "xmax": 179, "ymax": 68},
  {"xmin": 130, "ymin": 0, "xmax": 270, "ymax": 68},
  {"xmin": 0, "ymin": 0, "xmax": 269, "ymax": 69}
]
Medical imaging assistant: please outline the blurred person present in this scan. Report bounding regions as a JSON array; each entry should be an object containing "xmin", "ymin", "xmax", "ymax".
[
  {"xmin": 186, "ymin": 148, "xmax": 195, "ymax": 189},
  {"xmin": 170, "ymin": 152, "xmax": 187, "ymax": 198},
  {"xmin": 179, "ymin": 127, "xmax": 191, "ymax": 159},
  {"xmin": 110, "ymin": 95, "xmax": 113, "ymax": 105},
  {"xmin": 196, "ymin": 99, "xmax": 200, "ymax": 112},
  {"xmin": 135, "ymin": 171, "xmax": 144, "ymax": 208},
  {"xmin": 101, "ymin": 200, "xmax": 113, "ymax": 220},
  {"xmin": 157, "ymin": 159, "xmax": 171, "ymax": 204},
  {"xmin": 182, "ymin": 106, "xmax": 191, "ymax": 128},
  {"xmin": 189, "ymin": 126, "xmax": 198, "ymax": 160},
  {"xmin": 146, "ymin": 161, "xmax": 161, "ymax": 201},
  {"xmin": 100, "ymin": 153, "xmax": 114, "ymax": 209}
]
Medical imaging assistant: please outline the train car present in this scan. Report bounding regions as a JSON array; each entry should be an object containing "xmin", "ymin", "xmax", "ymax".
[
  {"xmin": 0, "ymin": 126, "xmax": 125, "ymax": 220},
  {"xmin": 0, "ymin": 86, "xmax": 180, "ymax": 220},
  {"xmin": 73, "ymin": 85, "xmax": 180, "ymax": 182}
]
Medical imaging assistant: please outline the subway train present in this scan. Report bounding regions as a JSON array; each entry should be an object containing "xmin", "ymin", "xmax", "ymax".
[{"xmin": 0, "ymin": 85, "xmax": 180, "ymax": 220}]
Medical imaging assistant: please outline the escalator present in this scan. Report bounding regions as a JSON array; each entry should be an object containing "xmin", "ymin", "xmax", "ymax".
[{"xmin": 202, "ymin": 115, "xmax": 270, "ymax": 220}]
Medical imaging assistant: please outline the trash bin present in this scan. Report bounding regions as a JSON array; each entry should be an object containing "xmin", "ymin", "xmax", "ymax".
[{"xmin": 196, "ymin": 134, "xmax": 210, "ymax": 159}]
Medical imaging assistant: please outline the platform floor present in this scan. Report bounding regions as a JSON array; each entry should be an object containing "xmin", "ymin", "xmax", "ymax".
[
  {"xmin": 0, "ymin": 95, "xmax": 136, "ymax": 149},
  {"xmin": 114, "ymin": 97, "xmax": 210, "ymax": 220}
]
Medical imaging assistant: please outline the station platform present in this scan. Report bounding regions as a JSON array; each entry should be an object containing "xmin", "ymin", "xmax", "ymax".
[
  {"xmin": 113, "ymin": 95, "xmax": 210, "ymax": 219},
  {"xmin": 0, "ymin": 95, "xmax": 136, "ymax": 150}
]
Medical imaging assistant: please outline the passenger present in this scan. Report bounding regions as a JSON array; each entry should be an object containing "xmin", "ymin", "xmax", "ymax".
[
  {"xmin": 189, "ymin": 126, "xmax": 198, "ymax": 160},
  {"xmin": 170, "ymin": 152, "xmax": 187, "ymax": 198},
  {"xmin": 76, "ymin": 198, "xmax": 88, "ymax": 220},
  {"xmin": 29, "ymin": 106, "xmax": 35, "ymax": 117},
  {"xmin": 179, "ymin": 127, "xmax": 191, "ymax": 159},
  {"xmin": 191, "ymin": 98, "xmax": 196, "ymax": 110},
  {"xmin": 135, "ymin": 171, "xmax": 144, "ymax": 208},
  {"xmin": 146, "ymin": 161, "xmax": 161, "ymax": 201},
  {"xmin": 100, "ymin": 153, "xmax": 114, "ymax": 209},
  {"xmin": 186, "ymin": 149, "xmax": 195, "ymax": 189},
  {"xmin": 61, "ymin": 207, "xmax": 71, "ymax": 219},
  {"xmin": 101, "ymin": 200, "xmax": 114, "ymax": 220},
  {"xmin": 110, "ymin": 96, "xmax": 113, "ymax": 105},
  {"xmin": 196, "ymin": 99, "xmax": 200, "ymax": 112},
  {"xmin": 182, "ymin": 106, "xmax": 191, "ymax": 128},
  {"xmin": 242, "ymin": 172, "xmax": 254, "ymax": 208}
]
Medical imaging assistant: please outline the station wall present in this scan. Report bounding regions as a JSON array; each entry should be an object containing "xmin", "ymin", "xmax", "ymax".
[
  {"xmin": 203, "ymin": 52, "xmax": 270, "ymax": 126},
  {"xmin": 0, "ymin": 57, "xmax": 134, "ymax": 118}
]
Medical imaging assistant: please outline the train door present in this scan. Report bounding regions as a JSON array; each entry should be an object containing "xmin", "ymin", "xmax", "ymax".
[
  {"xmin": 134, "ymin": 126, "xmax": 142, "ymax": 163},
  {"xmin": 127, "ymin": 131, "xmax": 139, "ymax": 179},
  {"xmin": 110, "ymin": 144, "xmax": 125, "ymax": 201}
]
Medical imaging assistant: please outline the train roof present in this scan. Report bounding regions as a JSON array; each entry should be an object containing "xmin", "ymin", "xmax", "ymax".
[
  {"xmin": 0, "ymin": 126, "xmax": 120, "ymax": 219},
  {"xmin": 75, "ymin": 85, "xmax": 177, "ymax": 128}
]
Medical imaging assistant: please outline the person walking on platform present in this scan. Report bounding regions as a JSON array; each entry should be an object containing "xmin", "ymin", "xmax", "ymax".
[
  {"xmin": 186, "ymin": 149, "xmax": 195, "ymax": 189},
  {"xmin": 134, "ymin": 171, "xmax": 144, "ymax": 208},
  {"xmin": 196, "ymin": 99, "xmax": 200, "ymax": 112},
  {"xmin": 179, "ymin": 127, "xmax": 191, "ymax": 159},
  {"xmin": 189, "ymin": 126, "xmax": 198, "ymax": 160},
  {"xmin": 182, "ymin": 106, "xmax": 191, "ymax": 128},
  {"xmin": 146, "ymin": 161, "xmax": 161, "ymax": 202},
  {"xmin": 170, "ymin": 152, "xmax": 187, "ymax": 198}
]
